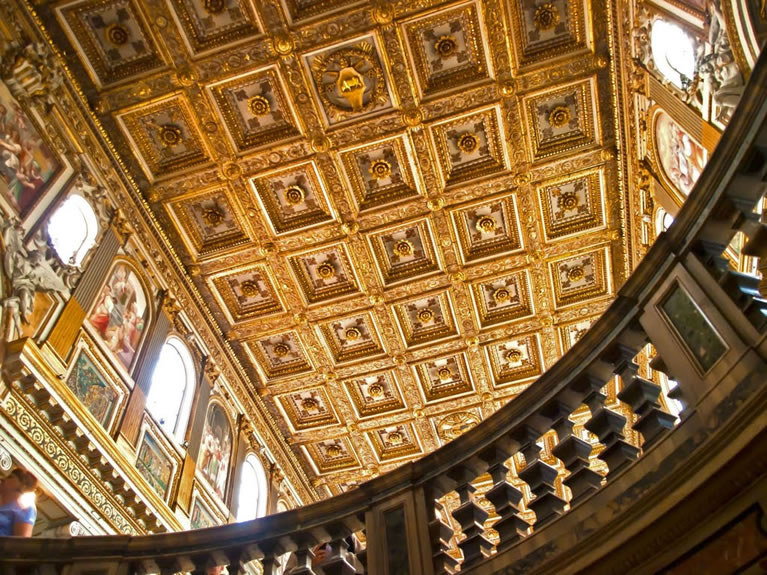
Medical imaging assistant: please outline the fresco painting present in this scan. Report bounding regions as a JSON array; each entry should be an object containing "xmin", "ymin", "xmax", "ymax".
[
  {"xmin": 0, "ymin": 81, "xmax": 59, "ymax": 217},
  {"xmin": 66, "ymin": 351, "xmax": 119, "ymax": 429},
  {"xmin": 88, "ymin": 263, "xmax": 147, "ymax": 370},
  {"xmin": 190, "ymin": 497, "xmax": 217, "ymax": 530},
  {"xmin": 136, "ymin": 431, "xmax": 172, "ymax": 498},
  {"xmin": 655, "ymin": 110, "xmax": 708, "ymax": 197},
  {"xmin": 197, "ymin": 403, "xmax": 232, "ymax": 500}
]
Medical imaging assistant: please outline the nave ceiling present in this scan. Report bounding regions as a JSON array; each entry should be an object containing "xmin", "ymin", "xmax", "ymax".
[{"xmin": 34, "ymin": 0, "xmax": 631, "ymax": 494}]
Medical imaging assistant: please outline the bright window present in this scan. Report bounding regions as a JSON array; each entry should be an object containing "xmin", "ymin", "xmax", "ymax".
[
  {"xmin": 235, "ymin": 454, "xmax": 268, "ymax": 521},
  {"xmin": 147, "ymin": 337, "xmax": 195, "ymax": 440},
  {"xmin": 651, "ymin": 20, "xmax": 697, "ymax": 89},
  {"xmin": 47, "ymin": 195, "xmax": 98, "ymax": 266}
]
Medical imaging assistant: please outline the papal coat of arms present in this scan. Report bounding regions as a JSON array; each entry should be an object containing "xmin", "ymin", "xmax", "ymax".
[{"xmin": 309, "ymin": 40, "xmax": 391, "ymax": 124}]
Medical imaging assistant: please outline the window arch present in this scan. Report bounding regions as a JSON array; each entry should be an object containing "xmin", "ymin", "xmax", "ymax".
[
  {"xmin": 655, "ymin": 207, "xmax": 675, "ymax": 236},
  {"xmin": 197, "ymin": 402, "xmax": 233, "ymax": 500},
  {"xmin": 651, "ymin": 19, "xmax": 698, "ymax": 89},
  {"xmin": 147, "ymin": 336, "xmax": 196, "ymax": 440},
  {"xmin": 47, "ymin": 194, "xmax": 98, "ymax": 266},
  {"xmin": 235, "ymin": 454, "xmax": 268, "ymax": 521}
]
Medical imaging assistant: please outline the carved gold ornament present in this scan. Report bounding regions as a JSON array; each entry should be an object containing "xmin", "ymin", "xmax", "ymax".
[
  {"xmin": 417, "ymin": 308, "xmax": 434, "ymax": 323},
  {"xmin": 344, "ymin": 327, "xmax": 362, "ymax": 341},
  {"xmin": 272, "ymin": 33, "xmax": 294, "ymax": 56},
  {"xmin": 202, "ymin": 207, "xmax": 224, "ymax": 226},
  {"xmin": 316, "ymin": 261, "xmax": 336, "ymax": 279},
  {"xmin": 437, "ymin": 367, "xmax": 453, "ymax": 382},
  {"xmin": 392, "ymin": 239, "xmax": 414, "ymax": 257},
  {"xmin": 311, "ymin": 42, "xmax": 385, "ymax": 114},
  {"xmin": 559, "ymin": 191, "xmax": 579, "ymax": 210},
  {"xmin": 325, "ymin": 444, "xmax": 342, "ymax": 457},
  {"xmin": 105, "ymin": 23, "xmax": 129, "ymax": 46},
  {"xmin": 505, "ymin": 348, "xmax": 523, "ymax": 363},
  {"xmin": 434, "ymin": 35, "xmax": 458, "ymax": 59},
  {"xmin": 273, "ymin": 343, "xmax": 290, "ymax": 357},
  {"xmin": 533, "ymin": 3, "xmax": 560, "ymax": 30},
  {"xmin": 457, "ymin": 133, "xmax": 479, "ymax": 154},
  {"xmin": 566, "ymin": 265, "xmax": 585, "ymax": 281},
  {"xmin": 368, "ymin": 383, "xmax": 385, "ymax": 398},
  {"xmin": 284, "ymin": 185, "xmax": 305, "ymax": 206},
  {"xmin": 476, "ymin": 215, "xmax": 497, "ymax": 233},
  {"xmin": 548, "ymin": 106, "xmax": 572, "ymax": 128},
  {"xmin": 301, "ymin": 397, "xmax": 319, "ymax": 413},
  {"xmin": 493, "ymin": 287, "xmax": 511, "ymax": 303},
  {"xmin": 386, "ymin": 431, "xmax": 404, "ymax": 446},
  {"xmin": 247, "ymin": 95, "xmax": 271, "ymax": 116},
  {"xmin": 437, "ymin": 412, "xmax": 481, "ymax": 441},
  {"xmin": 240, "ymin": 279, "xmax": 259, "ymax": 296},
  {"xmin": 369, "ymin": 159, "xmax": 392, "ymax": 180},
  {"xmin": 159, "ymin": 124, "xmax": 183, "ymax": 147}
]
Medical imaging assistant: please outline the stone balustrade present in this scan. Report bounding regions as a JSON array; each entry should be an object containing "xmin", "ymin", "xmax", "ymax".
[{"xmin": 2, "ymin": 46, "xmax": 767, "ymax": 575}]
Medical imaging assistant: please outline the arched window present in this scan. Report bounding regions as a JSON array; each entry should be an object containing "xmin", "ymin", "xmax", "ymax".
[
  {"xmin": 47, "ymin": 194, "xmax": 98, "ymax": 266},
  {"xmin": 651, "ymin": 20, "xmax": 697, "ymax": 89},
  {"xmin": 147, "ymin": 337, "xmax": 196, "ymax": 440},
  {"xmin": 655, "ymin": 208, "xmax": 675, "ymax": 235},
  {"xmin": 235, "ymin": 454, "xmax": 268, "ymax": 521}
]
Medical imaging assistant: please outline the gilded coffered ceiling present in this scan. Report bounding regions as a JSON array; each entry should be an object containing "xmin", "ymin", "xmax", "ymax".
[{"xmin": 36, "ymin": 0, "xmax": 629, "ymax": 493}]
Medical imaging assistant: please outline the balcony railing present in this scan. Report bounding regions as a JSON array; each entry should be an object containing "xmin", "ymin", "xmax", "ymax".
[{"xmin": 2, "ymin": 48, "xmax": 767, "ymax": 575}]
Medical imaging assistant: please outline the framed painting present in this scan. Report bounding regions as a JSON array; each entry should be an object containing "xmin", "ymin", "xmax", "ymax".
[
  {"xmin": 0, "ymin": 80, "xmax": 71, "ymax": 224},
  {"xmin": 87, "ymin": 260, "xmax": 150, "ymax": 373},
  {"xmin": 136, "ymin": 421, "xmax": 178, "ymax": 500},
  {"xmin": 197, "ymin": 401, "xmax": 233, "ymax": 500},
  {"xmin": 189, "ymin": 491, "xmax": 221, "ymax": 530},
  {"xmin": 65, "ymin": 345, "xmax": 127, "ymax": 432}
]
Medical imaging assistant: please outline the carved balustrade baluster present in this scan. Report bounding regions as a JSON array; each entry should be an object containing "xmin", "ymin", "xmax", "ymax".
[
  {"xmin": 545, "ymin": 401, "xmax": 603, "ymax": 506},
  {"xmin": 424, "ymin": 486, "xmax": 459, "ymax": 575},
  {"xmin": 320, "ymin": 522, "xmax": 359, "ymax": 575},
  {"xmin": 257, "ymin": 541, "xmax": 289, "ymax": 575},
  {"xmin": 515, "ymin": 425, "xmax": 565, "ymax": 528},
  {"xmin": 287, "ymin": 533, "xmax": 321, "ymax": 575},
  {"xmin": 648, "ymin": 354, "xmax": 687, "ymax": 414},
  {"xmin": 447, "ymin": 462, "xmax": 493, "ymax": 568},
  {"xmin": 577, "ymin": 371, "xmax": 639, "ymax": 479},
  {"xmin": 478, "ymin": 441, "xmax": 529, "ymax": 552},
  {"xmin": 612, "ymin": 346, "xmax": 677, "ymax": 450}
]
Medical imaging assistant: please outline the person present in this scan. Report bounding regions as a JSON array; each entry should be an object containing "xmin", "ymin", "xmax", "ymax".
[{"xmin": 0, "ymin": 467, "xmax": 38, "ymax": 536}]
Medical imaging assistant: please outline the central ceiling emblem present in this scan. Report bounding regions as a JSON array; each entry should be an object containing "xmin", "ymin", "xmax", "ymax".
[
  {"xmin": 386, "ymin": 431, "xmax": 404, "ymax": 446},
  {"xmin": 301, "ymin": 397, "xmax": 319, "ymax": 414},
  {"xmin": 392, "ymin": 239, "xmax": 414, "ymax": 257},
  {"xmin": 159, "ymin": 124, "xmax": 183, "ymax": 147},
  {"xmin": 316, "ymin": 261, "xmax": 336, "ymax": 279},
  {"xmin": 434, "ymin": 35, "xmax": 458, "ymax": 59},
  {"xmin": 548, "ymin": 105, "xmax": 572, "ymax": 128},
  {"xmin": 344, "ymin": 327, "xmax": 362, "ymax": 341},
  {"xmin": 239, "ymin": 279, "xmax": 259, "ymax": 296},
  {"xmin": 105, "ymin": 23, "xmax": 129, "ymax": 46},
  {"xmin": 437, "ymin": 367, "xmax": 453, "ymax": 382},
  {"xmin": 493, "ymin": 287, "xmax": 511, "ymax": 303},
  {"xmin": 202, "ymin": 207, "xmax": 224, "ymax": 226},
  {"xmin": 533, "ymin": 3, "xmax": 560, "ymax": 30},
  {"xmin": 273, "ymin": 342, "xmax": 291, "ymax": 357},
  {"xmin": 369, "ymin": 159, "xmax": 392, "ymax": 180},
  {"xmin": 284, "ymin": 185, "xmax": 305, "ymax": 206},
  {"xmin": 566, "ymin": 265, "xmax": 585, "ymax": 282},
  {"xmin": 475, "ymin": 215, "xmax": 497, "ymax": 233},
  {"xmin": 505, "ymin": 348, "xmax": 523, "ymax": 363},
  {"xmin": 457, "ymin": 133, "xmax": 479, "ymax": 154},
  {"xmin": 247, "ymin": 95, "xmax": 271, "ymax": 116},
  {"xmin": 559, "ymin": 191, "xmax": 579, "ymax": 210},
  {"xmin": 325, "ymin": 444, "xmax": 342, "ymax": 457},
  {"xmin": 437, "ymin": 412, "xmax": 480, "ymax": 441},
  {"xmin": 417, "ymin": 309, "xmax": 434, "ymax": 324},
  {"xmin": 368, "ymin": 383, "xmax": 385, "ymax": 398},
  {"xmin": 311, "ymin": 42, "xmax": 386, "ymax": 114}
]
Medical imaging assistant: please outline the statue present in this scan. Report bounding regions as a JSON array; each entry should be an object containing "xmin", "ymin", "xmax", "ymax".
[
  {"xmin": 697, "ymin": 0, "xmax": 744, "ymax": 124},
  {"xmin": 1, "ymin": 214, "xmax": 74, "ymax": 341}
]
